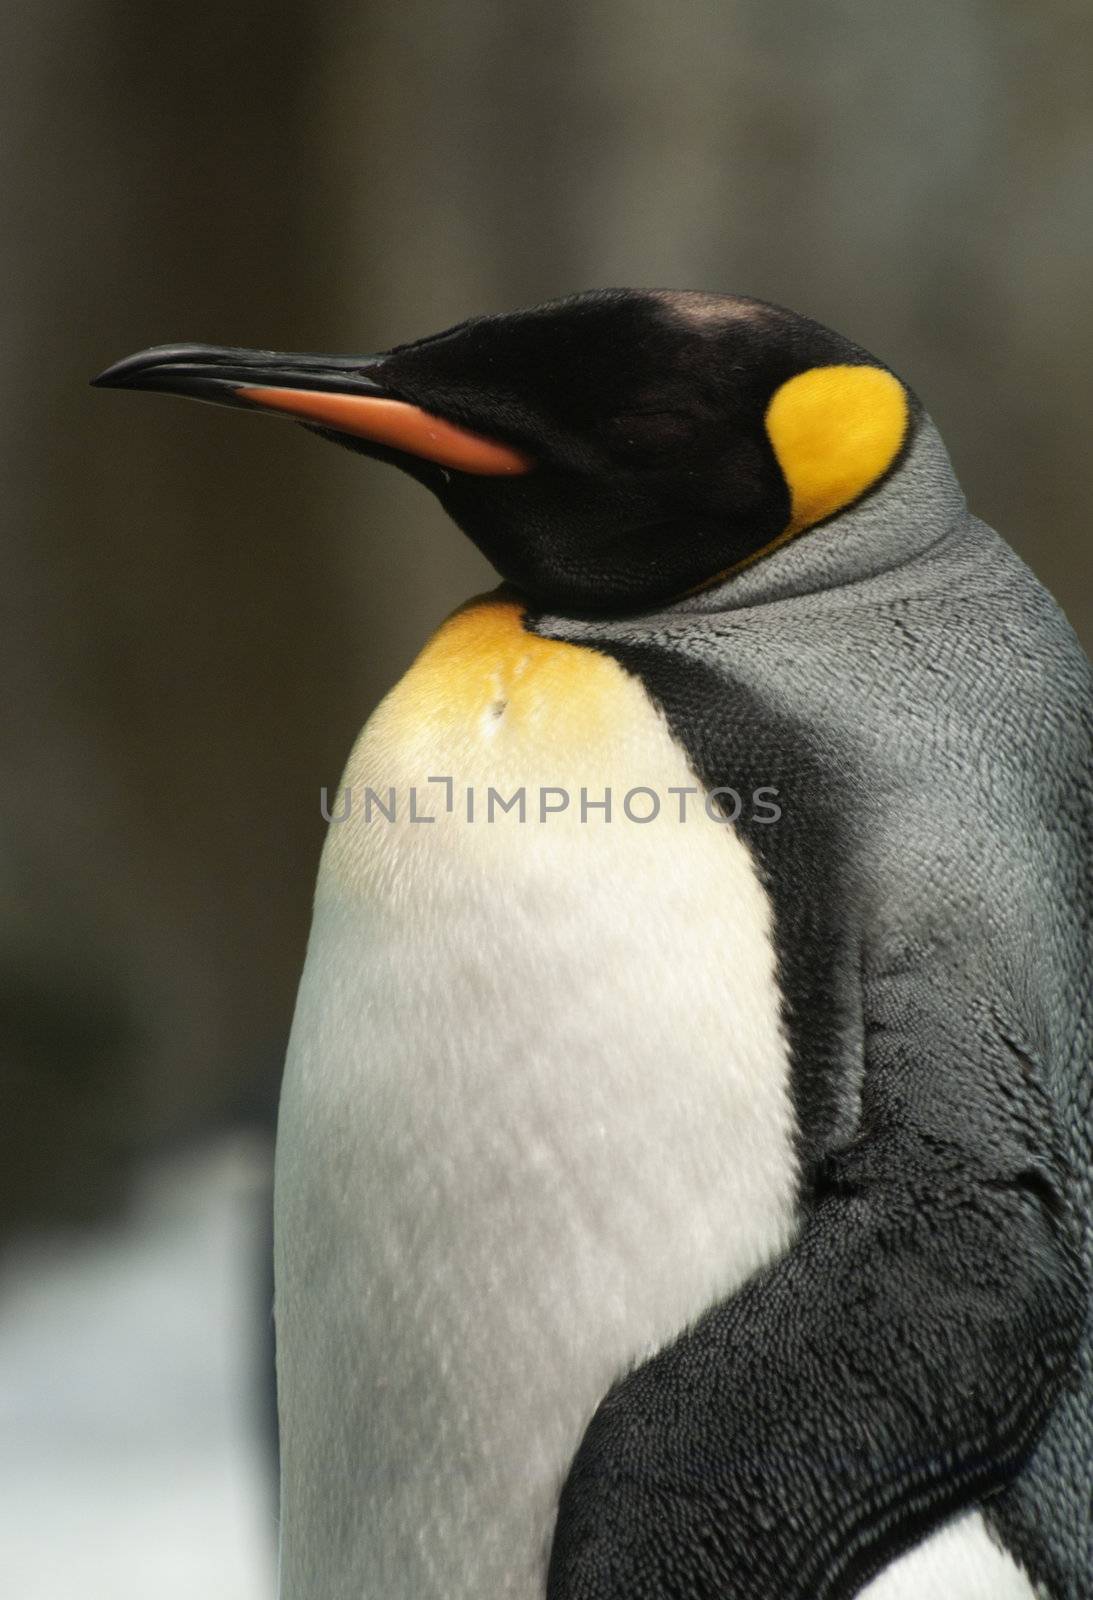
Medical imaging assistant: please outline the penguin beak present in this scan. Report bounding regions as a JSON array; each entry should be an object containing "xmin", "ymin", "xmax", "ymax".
[{"xmin": 91, "ymin": 344, "xmax": 534, "ymax": 477}]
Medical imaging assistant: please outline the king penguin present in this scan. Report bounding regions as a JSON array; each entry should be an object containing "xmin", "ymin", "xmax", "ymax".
[{"xmin": 95, "ymin": 289, "xmax": 1091, "ymax": 1600}]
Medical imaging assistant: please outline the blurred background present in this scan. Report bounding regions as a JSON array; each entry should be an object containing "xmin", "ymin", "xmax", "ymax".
[{"xmin": 2, "ymin": 2, "xmax": 1090, "ymax": 1595}]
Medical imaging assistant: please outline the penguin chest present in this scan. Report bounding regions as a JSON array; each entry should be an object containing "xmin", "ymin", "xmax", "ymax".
[{"xmin": 275, "ymin": 597, "xmax": 798, "ymax": 1600}]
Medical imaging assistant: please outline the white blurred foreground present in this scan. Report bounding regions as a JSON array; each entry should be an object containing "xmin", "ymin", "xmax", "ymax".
[{"xmin": 0, "ymin": 1134, "xmax": 277, "ymax": 1600}]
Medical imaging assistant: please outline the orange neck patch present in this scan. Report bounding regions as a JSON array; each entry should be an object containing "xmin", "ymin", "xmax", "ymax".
[
  {"xmin": 765, "ymin": 363, "xmax": 909, "ymax": 538},
  {"xmin": 686, "ymin": 363, "xmax": 910, "ymax": 595}
]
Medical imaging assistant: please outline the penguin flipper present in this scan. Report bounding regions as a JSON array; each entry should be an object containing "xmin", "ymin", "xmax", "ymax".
[{"xmin": 546, "ymin": 949, "xmax": 1086, "ymax": 1600}]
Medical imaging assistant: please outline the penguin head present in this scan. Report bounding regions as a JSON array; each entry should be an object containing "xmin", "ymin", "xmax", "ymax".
[{"xmin": 94, "ymin": 288, "xmax": 913, "ymax": 614}]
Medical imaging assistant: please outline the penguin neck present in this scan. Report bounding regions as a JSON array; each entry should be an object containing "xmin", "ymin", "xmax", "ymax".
[{"xmin": 664, "ymin": 413, "xmax": 967, "ymax": 616}]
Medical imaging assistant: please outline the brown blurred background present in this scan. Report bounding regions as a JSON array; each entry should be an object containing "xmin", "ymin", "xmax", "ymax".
[
  {"xmin": 1, "ymin": 2, "xmax": 1090, "ymax": 1589},
  {"xmin": 4, "ymin": 0, "xmax": 1092, "ymax": 1232}
]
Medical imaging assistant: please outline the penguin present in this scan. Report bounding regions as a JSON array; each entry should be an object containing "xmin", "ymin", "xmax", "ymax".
[{"xmin": 94, "ymin": 288, "xmax": 1092, "ymax": 1600}]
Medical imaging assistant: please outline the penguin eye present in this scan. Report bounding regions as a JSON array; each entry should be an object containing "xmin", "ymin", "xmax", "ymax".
[{"xmin": 601, "ymin": 410, "xmax": 695, "ymax": 460}]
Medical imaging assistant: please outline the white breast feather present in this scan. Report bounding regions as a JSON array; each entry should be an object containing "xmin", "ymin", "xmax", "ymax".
[{"xmin": 273, "ymin": 601, "xmax": 1022, "ymax": 1599}]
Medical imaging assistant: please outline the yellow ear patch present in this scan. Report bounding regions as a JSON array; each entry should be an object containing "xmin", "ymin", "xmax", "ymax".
[{"xmin": 765, "ymin": 364, "xmax": 909, "ymax": 537}]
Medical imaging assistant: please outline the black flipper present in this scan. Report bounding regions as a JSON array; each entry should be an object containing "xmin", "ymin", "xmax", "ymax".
[{"xmin": 547, "ymin": 950, "xmax": 1085, "ymax": 1599}]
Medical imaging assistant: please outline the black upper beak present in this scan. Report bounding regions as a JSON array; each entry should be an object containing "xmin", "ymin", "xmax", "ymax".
[
  {"xmin": 91, "ymin": 343, "xmax": 389, "ymax": 407},
  {"xmin": 91, "ymin": 343, "xmax": 536, "ymax": 476}
]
